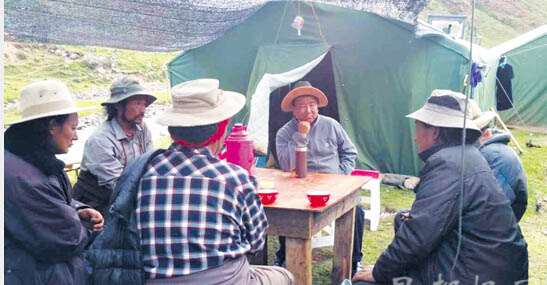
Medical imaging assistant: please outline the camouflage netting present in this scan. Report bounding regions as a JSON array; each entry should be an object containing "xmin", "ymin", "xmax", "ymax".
[{"xmin": 4, "ymin": 0, "xmax": 428, "ymax": 52}]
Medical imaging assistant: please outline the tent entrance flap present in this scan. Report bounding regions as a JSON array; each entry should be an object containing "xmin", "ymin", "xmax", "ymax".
[{"xmin": 246, "ymin": 44, "xmax": 331, "ymax": 154}]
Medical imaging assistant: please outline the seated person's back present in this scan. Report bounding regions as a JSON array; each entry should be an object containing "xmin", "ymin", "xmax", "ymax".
[{"xmin": 138, "ymin": 144, "xmax": 267, "ymax": 277}]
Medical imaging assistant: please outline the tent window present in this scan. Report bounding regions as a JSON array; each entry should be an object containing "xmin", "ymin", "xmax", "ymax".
[{"xmin": 268, "ymin": 52, "xmax": 340, "ymax": 164}]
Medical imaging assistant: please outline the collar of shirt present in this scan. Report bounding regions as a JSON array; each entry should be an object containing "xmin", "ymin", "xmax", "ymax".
[
  {"xmin": 418, "ymin": 143, "xmax": 445, "ymax": 162},
  {"xmin": 110, "ymin": 119, "xmax": 143, "ymax": 141},
  {"xmin": 170, "ymin": 143, "xmax": 214, "ymax": 158}
]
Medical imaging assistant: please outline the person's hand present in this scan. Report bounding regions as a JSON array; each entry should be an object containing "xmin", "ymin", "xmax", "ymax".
[
  {"xmin": 78, "ymin": 208, "xmax": 104, "ymax": 232},
  {"xmin": 352, "ymin": 265, "xmax": 375, "ymax": 282},
  {"xmin": 400, "ymin": 211, "xmax": 411, "ymax": 221},
  {"xmin": 298, "ymin": 121, "xmax": 311, "ymax": 136}
]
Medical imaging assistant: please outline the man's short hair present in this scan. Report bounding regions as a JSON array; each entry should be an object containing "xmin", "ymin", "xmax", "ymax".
[
  {"xmin": 419, "ymin": 122, "xmax": 480, "ymax": 145},
  {"xmin": 439, "ymin": 127, "xmax": 480, "ymax": 145},
  {"xmin": 168, "ymin": 123, "xmax": 219, "ymax": 143}
]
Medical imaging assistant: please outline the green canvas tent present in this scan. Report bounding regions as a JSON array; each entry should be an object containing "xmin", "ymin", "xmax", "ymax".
[
  {"xmin": 168, "ymin": 1, "xmax": 494, "ymax": 175},
  {"xmin": 491, "ymin": 25, "xmax": 547, "ymax": 128}
]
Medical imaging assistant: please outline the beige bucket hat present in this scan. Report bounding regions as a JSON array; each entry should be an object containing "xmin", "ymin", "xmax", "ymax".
[
  {"xmin": 467, "ymin": 99, "xmax": 496, "ymax": 129},
  {"xmin": 281, "ymin": 81, "xmax": 328, "ymax": 112},
  {"xmin": 406, "ymin": 89, "xmax": 481, "ymax": 135},
  {"xmin": 7, "ymin": 80, "xmax": 95, "ymax": 126},
  {"xmin": 156, "ymin": 78, "xmax": 246, "ymax": 127}
]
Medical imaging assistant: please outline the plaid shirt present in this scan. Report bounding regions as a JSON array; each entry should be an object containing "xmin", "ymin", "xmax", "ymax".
[{"xmin": 137, "ymin": 144, "xmax": 268, "ymax": 279}]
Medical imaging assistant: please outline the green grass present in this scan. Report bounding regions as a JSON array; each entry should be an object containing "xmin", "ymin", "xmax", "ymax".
[
  {"xmin": 152, "ymin": 90, "xmax": 171, "ymax": 104},
  {"xmin": 510, "ymin": 129, "xmax": 547, "ymax": 284},
  {"xmin": 4, "ymin": 42, "xmax": 176, "ymax": 104},
  {"xmin": 3, "ymin": 41, "xmax": 174, "ymax": 126},
  {"xmin": 280, "ymin": 128, "xmax": 546, "ymax": 285},
  {"xmin": 59, "ymin": 45, "xmax": 176, "ymax": 80},
  {"xmin": 4, "ymin": 51, "xmax": 112, "ymax": 103}
]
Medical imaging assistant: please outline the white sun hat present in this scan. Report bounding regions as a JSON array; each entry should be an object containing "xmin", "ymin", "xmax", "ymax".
[
  {"xmin": 406, "ymin": 89, "xmax": 481, "ymax": 136},
  {"xmin": 7, "ymin": 80, "xmax": 96, "ymax": 126},
  {"xmin": 156, "ymin": 78, "xmax": 246, "ymax": 127}
]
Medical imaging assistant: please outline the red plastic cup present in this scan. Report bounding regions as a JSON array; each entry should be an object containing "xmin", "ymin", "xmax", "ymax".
[
  {"xmin": 307, "ymin": 190, "xmax": 330, "ymax": 207},
  {"xmin": 258, "ymin": 189, "xmax": 278, "ymax": 205}
]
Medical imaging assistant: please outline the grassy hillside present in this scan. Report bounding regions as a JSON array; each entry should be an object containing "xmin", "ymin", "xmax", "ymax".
[
  {"xmin": 3, "ymin": 42, "xmax": 176, "ymax": 123},
  {"xmin": 421, "ymin": 0, "xmax": 547, "ymax": 47},
  {"xmin": 3, "ymin": 42, "xmax": 176, "ymax": 104}
]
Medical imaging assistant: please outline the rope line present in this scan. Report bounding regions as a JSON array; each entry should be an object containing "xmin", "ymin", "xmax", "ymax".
[
  {"xmin": 309, "ymin": 2, "xmax": 329, "ymax": 47},
  {"xmin": 453, "ymin": 0, "xmax": 476, "ymax": 270},
  {"xmin": 273, "ymin": 1, "xmax": 289, "ymax": 45}
]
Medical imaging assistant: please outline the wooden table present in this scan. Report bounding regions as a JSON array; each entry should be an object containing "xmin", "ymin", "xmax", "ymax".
[{"xmin": 253, "ymin": 168, "xmax": 370, "ymax": 285}]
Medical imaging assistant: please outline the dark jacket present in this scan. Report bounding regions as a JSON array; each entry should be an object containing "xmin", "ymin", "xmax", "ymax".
[
  {"xmin": 480, "ymin": 130, "xmax": 528, "ymax": 221},
  {"xmin": 4, "ymin": 148, "xmax": 91, "ymax": 285},
  {"xmin": 372, "ymin": 144, "xmax": 528, "ymax": 284},
  {"xmin": 85, "ymin": 149, "xmax": 165, "ymax": 285}
]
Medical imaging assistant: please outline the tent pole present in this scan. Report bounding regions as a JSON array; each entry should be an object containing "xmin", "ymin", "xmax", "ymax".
[
  {"xmin": 453, "ymin": 0, "xmax": 476, "ymax": 270},
  {"xmin": 490, "ymin": 107, "xmax": 525, "ymax": 154}
]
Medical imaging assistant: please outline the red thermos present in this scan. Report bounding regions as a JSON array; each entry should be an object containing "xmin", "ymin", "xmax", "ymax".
[{"xmin": 223, "ymin": 123, "xmax": 255, "ymax": 175}]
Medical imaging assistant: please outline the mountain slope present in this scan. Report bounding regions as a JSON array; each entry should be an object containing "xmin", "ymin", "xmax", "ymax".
[{"xmin": 420, "ymin": 0, "xmax": 547, "ymax": 47}]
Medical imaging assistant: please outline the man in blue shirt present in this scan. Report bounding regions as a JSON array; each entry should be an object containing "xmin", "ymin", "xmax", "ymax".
[
  {"xmin": 74, "ymin": 77, "xmax": 156, "ymax": 216},
  {"xmin": 276, "ymin": 81, "xmax": 357, "ymax": 174},
  {"xmin": 275, "ymin": 81, "xmax": 363, "ymax": 275}
]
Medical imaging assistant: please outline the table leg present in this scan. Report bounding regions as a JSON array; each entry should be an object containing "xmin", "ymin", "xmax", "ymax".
[
  {"xmin": 286, "ymin": 237, "xmax": 312, "ymax": 285},
  {"xmin": 332, "ymin": 207, "xmax": 356, "ymax": 285}
]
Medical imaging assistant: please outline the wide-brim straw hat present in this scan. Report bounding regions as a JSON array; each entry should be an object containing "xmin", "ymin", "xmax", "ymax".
[
  {"xmin": 6, "ymin": 80, "xmax": 96, "ymax": 126},
  {"xmin": 406, "ymin": 89, "xmax": 481, "ymax": 135},
  {"xmin": 101, "ymin": 76, "xmax": 156, "ymax": 106},
  {"xmin": 281, "ymin": 81, "xmax": 328, "ymax": 112},
  {"xmin": 467, "ymin": 99, "xmax": 496, "ymax": 129},
  {"xmin": 156, "ymin": 78, "xmax": 246, "ymax": 127}
]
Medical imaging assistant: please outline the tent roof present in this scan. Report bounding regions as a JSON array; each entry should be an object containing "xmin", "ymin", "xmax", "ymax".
[
  {"xmin": 4, "ymin": 0, "xmax": 427, "ymax": 52},
  {"xmin": 490, "ymin": 25, "xmax": 547, "ymax": 56},
  {"xmin": 415, "ymin": 19, "xmax": 496, "ymax": 62},
  {"xmin": 167, "ymin": 2, "xmax": 492, "ymax": 175}
]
